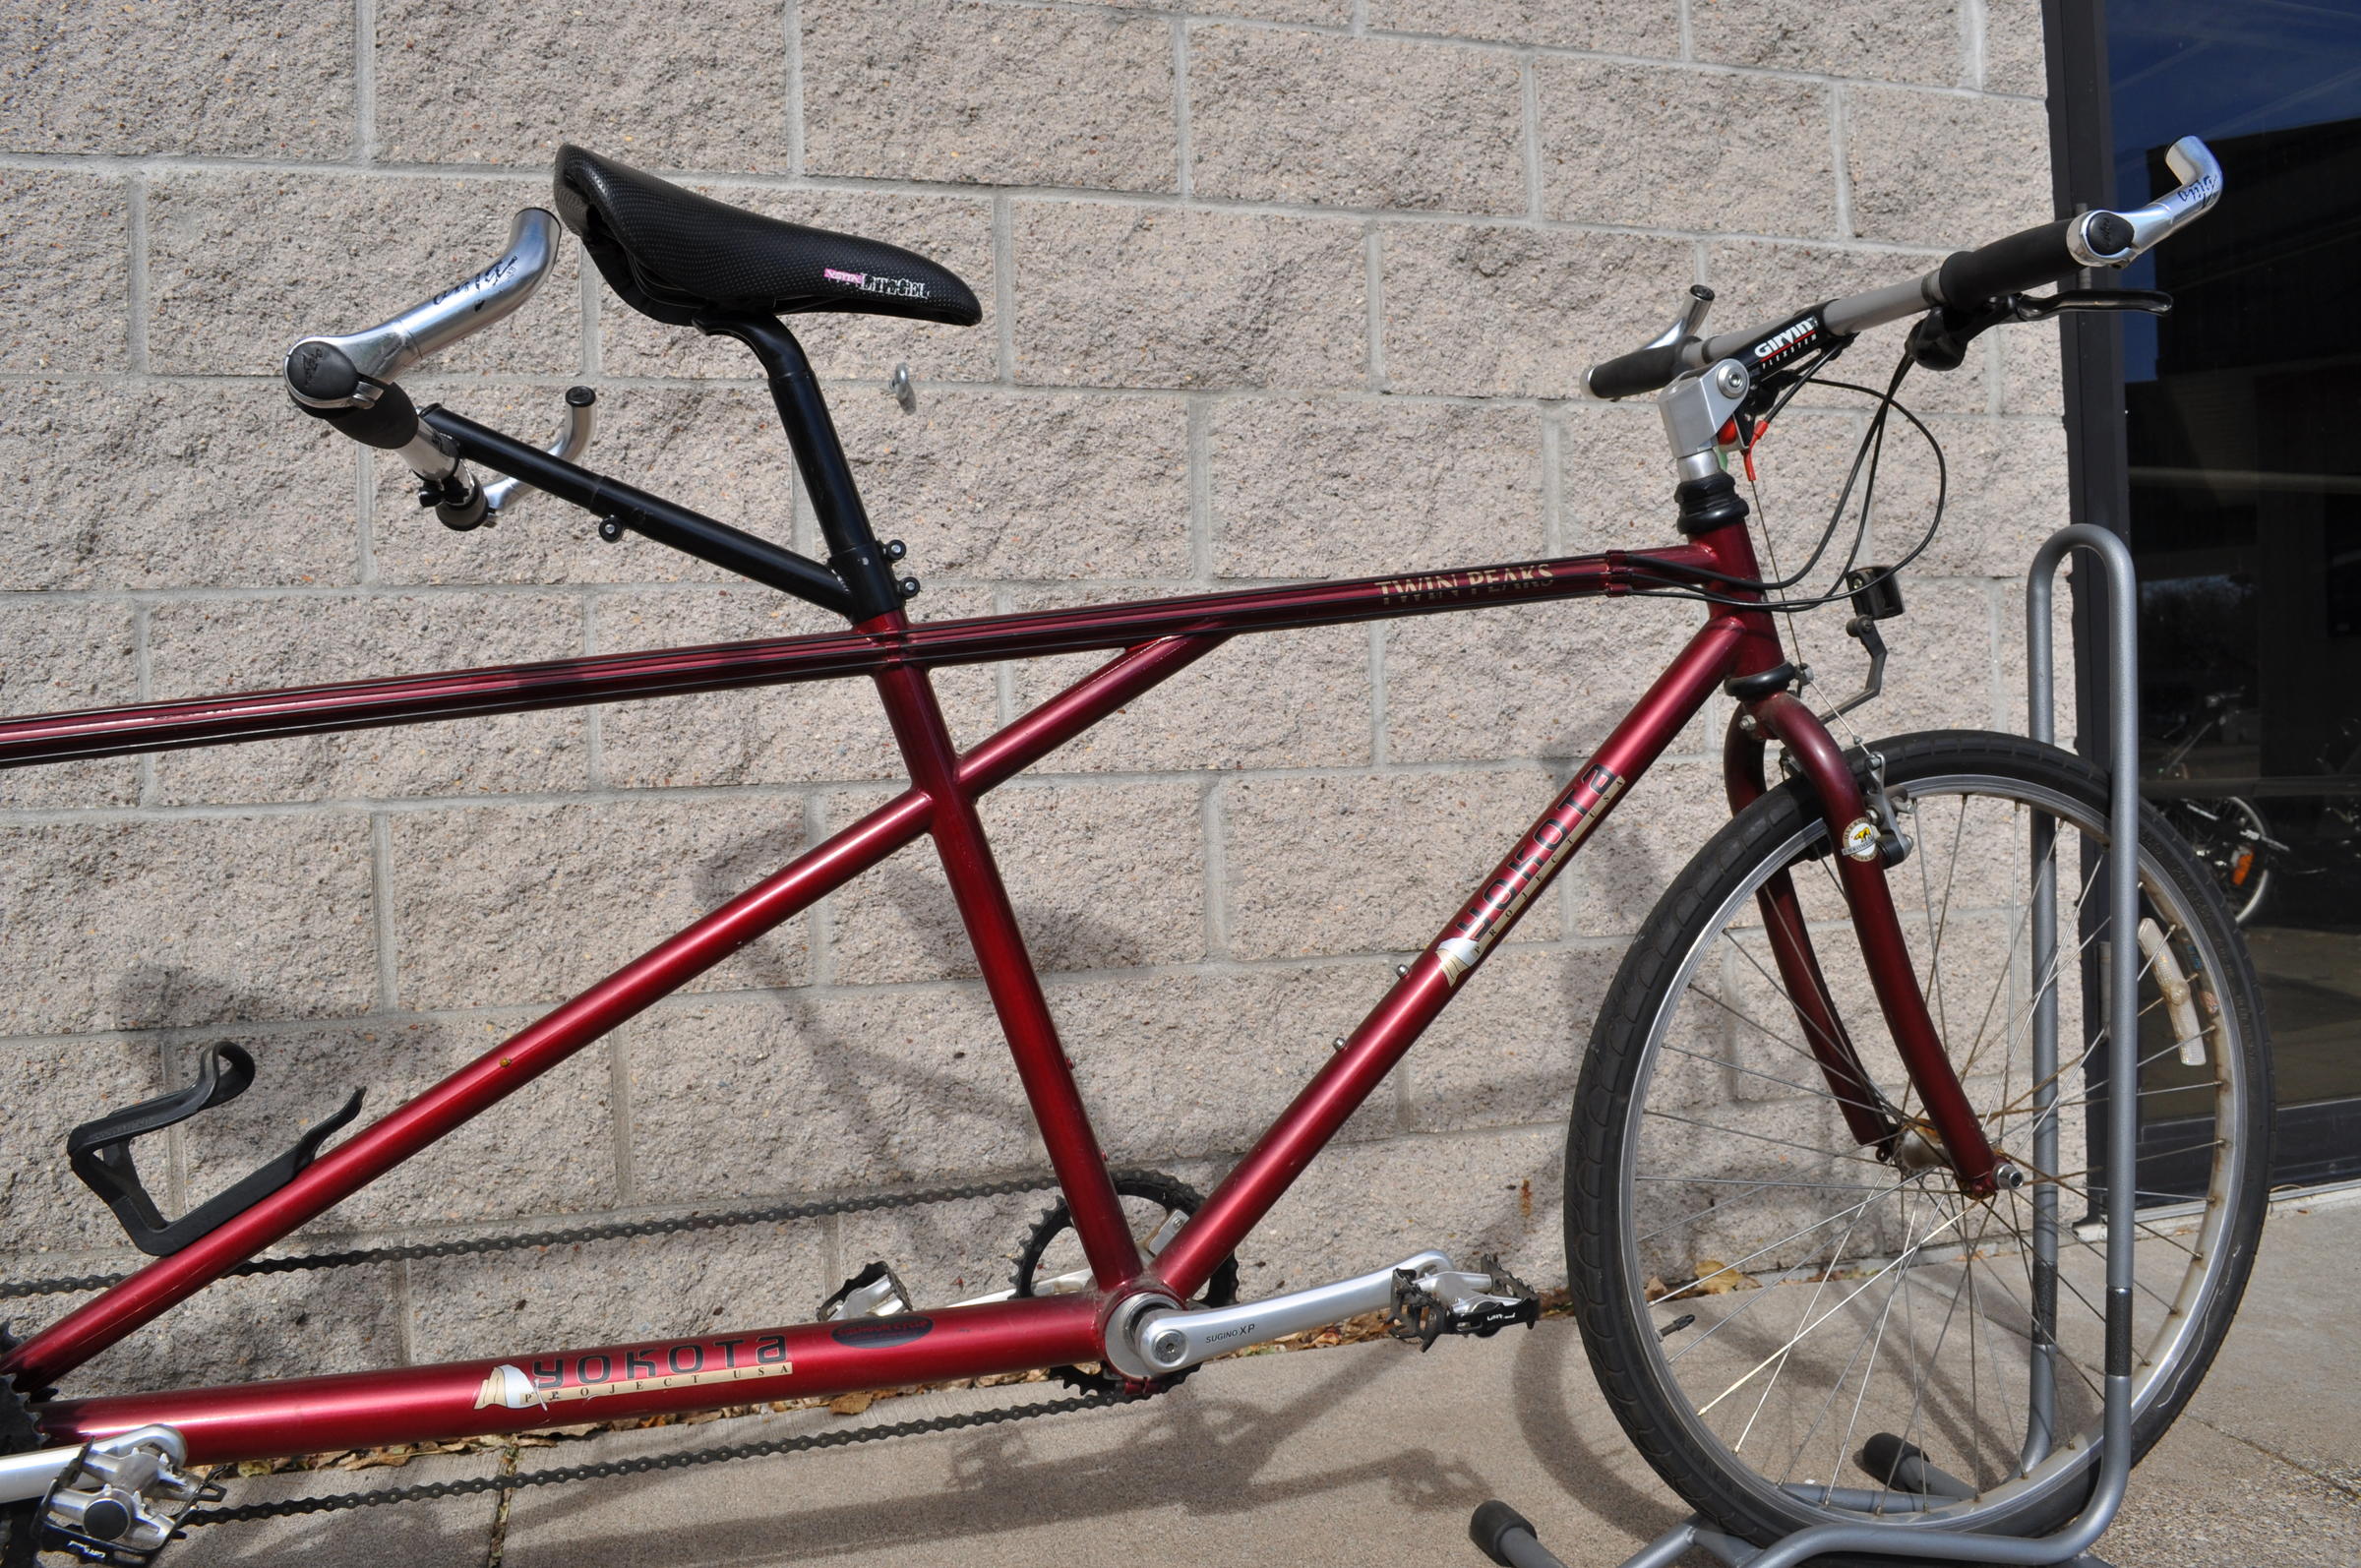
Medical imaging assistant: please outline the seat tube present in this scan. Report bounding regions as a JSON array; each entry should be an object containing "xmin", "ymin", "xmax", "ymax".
[
  {"xmin": 699, "ymin": 314, "xmax": 905, "ymax": 623},
  {"xmin": 869, "ymin": 653, "xmax": 1143, "ymax": 1289},
  {"xmin": 1750, "ymin": 692, "xmax": 2001, "ymax": 1193}
]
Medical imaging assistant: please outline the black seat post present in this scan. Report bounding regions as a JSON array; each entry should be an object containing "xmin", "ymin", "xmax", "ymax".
[{"xmin": 700, "ymin": 315, "xmax": 904, "ymax": 625}]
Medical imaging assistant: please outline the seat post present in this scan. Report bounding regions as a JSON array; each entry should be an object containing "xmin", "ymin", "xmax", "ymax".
[{"xmin": 699, "ymin": 315, "xmax": 904, "ymax": 625}]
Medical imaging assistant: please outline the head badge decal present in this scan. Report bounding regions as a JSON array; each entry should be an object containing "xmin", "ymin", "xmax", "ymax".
[{"xmin": 1431, "ymin": 761, "xmax": 1627, "ymax": 988}]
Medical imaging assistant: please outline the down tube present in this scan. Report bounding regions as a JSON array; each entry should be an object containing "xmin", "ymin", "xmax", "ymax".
[
  {"xmin": 4, "ymin": 634, "xmax": 1220, "ymax": 1394},
  {"xmin": 1152, "ymin": 616, "xmax": 1749, "ymax": 1299}
]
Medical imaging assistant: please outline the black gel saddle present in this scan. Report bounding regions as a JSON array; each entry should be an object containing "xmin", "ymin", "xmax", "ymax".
[{"xmin": 553, "ymin": 145, "xmax": 982, "ymax": 331}]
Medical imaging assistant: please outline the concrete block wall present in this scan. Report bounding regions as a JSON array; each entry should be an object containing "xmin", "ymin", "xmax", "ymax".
[{"xmin": 0, "ymin": 0, "xmax": 2068, "ymax": 1394}]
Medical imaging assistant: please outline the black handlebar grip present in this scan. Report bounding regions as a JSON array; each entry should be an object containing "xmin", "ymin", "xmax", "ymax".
[
  {"xmin": 292, "ymin": 377, "xmax": 422, "ymax": 451},
  {"xmin": 1933, "ymin": 211, "xmax": 2131, "ymax": 309},
  {"xmin": 1586, "ymin": 341, "xmax": 1686, "ymax": 401}
]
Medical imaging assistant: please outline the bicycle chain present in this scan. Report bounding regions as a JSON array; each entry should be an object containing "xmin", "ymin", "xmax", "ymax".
[
  {"xmin": 0, "ymin": 1169, "xmax": 1156, "ymax": 1300},
  {"xmin": 183, "ymin": 1389, "xmax": 1134, "ymax": 1529},
  {"xmin": 0, "ymin": 1168, "xmax": 1173, "ymax": 1542}
]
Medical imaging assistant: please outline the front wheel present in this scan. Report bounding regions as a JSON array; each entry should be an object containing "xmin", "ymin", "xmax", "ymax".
[{"xmin": 1567, "ymin": 731, "xmax": 2270, "ymax": 1551}]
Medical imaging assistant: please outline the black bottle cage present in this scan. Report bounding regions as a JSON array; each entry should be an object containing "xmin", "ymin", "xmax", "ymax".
[{"xmin": 67, "ymin": 1044, "xmax": 365, "ymax": 1257}]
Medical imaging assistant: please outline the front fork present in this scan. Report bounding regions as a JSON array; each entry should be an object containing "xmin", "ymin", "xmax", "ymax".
[{"xmin": 1725, "ymin": 695, "xmax": 2002, "ymax": 1195}]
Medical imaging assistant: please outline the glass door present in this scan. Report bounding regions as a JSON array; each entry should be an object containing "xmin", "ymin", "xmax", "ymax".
[{"xmin": 2110, "ymin": 0, "xmax": 2361, "ymax": 1188}]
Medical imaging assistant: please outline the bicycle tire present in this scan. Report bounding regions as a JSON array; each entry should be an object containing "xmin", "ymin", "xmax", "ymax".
[{"xmin": 1566, "ymin": 731, "xmax": 2270, "ymax": 1554}]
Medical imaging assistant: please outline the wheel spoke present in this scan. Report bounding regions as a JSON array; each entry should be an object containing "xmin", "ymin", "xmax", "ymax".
[
  {"xmin": 1699, "ymin": 1200, "xmax": 1971, "ymax": 1417},
  {"xmin": 1709, "ymin": 929, "xmax": 1894, "ymax": 1117},
  {"xmin": 1733, "ymin": 1175, "xmax": 1892, "ymax": 1456},
  {"xmin": 1649, "ymin": 1181, "xmax": 1906, "ymax": 1294},
  {"xmin": 1657, "ymin": 1035, "xmax": 1893, "ymax": 1119},
  {"xmin": 1599, "ymin": 763, "xmax": 2255, "ymax": 1538}
]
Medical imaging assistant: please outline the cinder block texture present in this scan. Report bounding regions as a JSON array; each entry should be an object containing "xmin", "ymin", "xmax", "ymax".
[
  {"xmin": 1383, "ymin": 598, "xmax": 1718, "ymax": 765},
  {"xmin": 387, "ymin": 796, "xmax": 813, "ymax": 1009},
  {"xmin": 1845, "ymin": 88, "xmax": 2052, "ymax": 245},
  {"xmin": 0, "ymin": 381, "xmax": 358, "ymax": 589},
  {"xmin": 0, "ymin": 816, "xmax": 378, "ymax": 1034},
  {"xmin": 804, "ymin": 0, "xmax": 1179, "ymax": 193},
  {"xmin": 624, "ymin": 989, "xmax": 1032, "ymax": 1200},
  {"xmin": 1538, "ymin": 61, "xmax": 1837, "ymax": 236},
  {"xmin": 1209, "ymin": 398, "xmax": 1544, "ymax": 576},
  {"xmin": 1013, "ymin": 204, "xmax": 1366, "ymax": 389},
  {"xmin": 375, "ymin": 0, "xmax": 788, "ymax": 170},
  {"xmin": 833, "ymin": 390, "xmax": 1192, "ymax": 579},
  {"xmin": 178, "ymin": 1014, "xmax": 618, "ymax": 1235},
  {"xmin": 1222, "ymin": 767, "xmax": 1563, "ymax": 960},
  {"xmin": 1690, "ymin": 0, "xmax": 1965, "ymax": 87},
  {"xmin": 0, "ymin": 169, "xmax": 127, "ymax": 371},
  {"xmin": 1380, "ymin": 225, "xmax": 1687, "ymax": 397},
  {"xmin": 0, "ymin": 0, "xmax": 2066, "ymax": 1418},
  {"xmin": 0, "ymin": 3, "xmax": 355, "ymax": 157},
  {"xmin": 1984, "ymin": 0, "xmax": 2051, "ymax": 95},
  {"xmin": 1369, "ymin": 0, "xmax": 1680, "ymax": 54},
  {"xmin": 1006, "ymin": 614, "xmax": 1376, "ymax": 772},
  {"xmin": 1188, "ymin": 29, "xmax": 1526, "ymax": 213}
]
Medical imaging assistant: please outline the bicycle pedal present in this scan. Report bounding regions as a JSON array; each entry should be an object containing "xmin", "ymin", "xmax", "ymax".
[
  {"xmin": 34, "ymin": 1426, "xmax": 221, "ymax": 1566},
  {"xmin": 1386, "ymin": 1254, "xmax": 1540, "ymax": 1352},
  {"xmin": 817, "ymin": 1260, "xmax": 914, "ymax": 1322}
]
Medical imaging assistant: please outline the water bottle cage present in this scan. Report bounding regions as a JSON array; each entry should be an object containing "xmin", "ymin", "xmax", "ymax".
[{"xmin": 66, "ymin": 1045, "xmax": 365, "ymax": 1257}]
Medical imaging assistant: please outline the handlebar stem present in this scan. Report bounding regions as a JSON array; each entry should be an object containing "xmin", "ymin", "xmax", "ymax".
[{"xmin": 1658, "ymin": 359, "xmax": 1752, "ymax": 463}]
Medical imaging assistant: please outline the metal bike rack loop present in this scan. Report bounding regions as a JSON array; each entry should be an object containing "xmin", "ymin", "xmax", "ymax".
[{"xmin": 1473, "ymin": 524, "xmax": 2144, "ymax": 1568}]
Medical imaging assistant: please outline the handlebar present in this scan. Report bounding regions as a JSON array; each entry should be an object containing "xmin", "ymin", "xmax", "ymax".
[
  {"xmin": 1585, "ymin": 134, "xmax": 2223, "ymax": 400},
  {"xmin": 285, "ymin": 208, "xmax": 583, "ymax": 529},
  {"xmin": 285, "ymin": 209, "xmax": 562, "ymax": 402}
]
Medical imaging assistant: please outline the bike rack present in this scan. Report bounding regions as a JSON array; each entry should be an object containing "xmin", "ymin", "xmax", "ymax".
[{"xmin": 1472, "ymin": 524, "xmax": 2144, "ymax": 1568}]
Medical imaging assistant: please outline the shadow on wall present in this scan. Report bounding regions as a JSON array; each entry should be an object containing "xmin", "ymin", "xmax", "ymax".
[
  {"xmin": 19, "ymin": 966, "xmax": 402, "ymax": 1397},
  {"xmin": 33, "ymin": 837, "xmax": 1603, "ymax": 1397}
]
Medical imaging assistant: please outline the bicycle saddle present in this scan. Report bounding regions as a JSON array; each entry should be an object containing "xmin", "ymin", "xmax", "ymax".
[{"xmin": 553, "ymin": 145, "xmax": 983, "ymax": 331}]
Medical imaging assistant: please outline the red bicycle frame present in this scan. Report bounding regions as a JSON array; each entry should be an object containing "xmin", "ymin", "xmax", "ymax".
[{"xmin": 0, "ymin": 322, "xmax": 1993, "ymax": 1469}]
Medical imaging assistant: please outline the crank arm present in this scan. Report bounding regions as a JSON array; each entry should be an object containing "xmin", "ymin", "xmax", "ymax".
[{"xmin": 1119, "ymin": 1251, "xmax": 1450, "ymax": 1376}]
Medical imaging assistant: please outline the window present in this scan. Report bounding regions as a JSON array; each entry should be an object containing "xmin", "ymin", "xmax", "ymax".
[{"xmin": 2063, "ymin": 0, "xmax": 2361, "ymax": 1188}]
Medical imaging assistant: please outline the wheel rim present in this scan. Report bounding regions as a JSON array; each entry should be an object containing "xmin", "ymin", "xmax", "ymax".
[{"xmin": 1610, "ymin": 769, "xmax": 2256, "ymax": 1533}]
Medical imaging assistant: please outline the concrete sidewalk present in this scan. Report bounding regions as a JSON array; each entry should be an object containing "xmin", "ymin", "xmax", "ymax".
[{"xmin": 179, "ymin": 1200, "xmax": 2361, "ymax": 1568}]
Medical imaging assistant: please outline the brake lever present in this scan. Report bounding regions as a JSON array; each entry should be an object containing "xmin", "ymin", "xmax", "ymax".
[
  {"xmin": 2011, "ymin": 288, "xmax": 2173, "ymax": 321},
  {"xmin": 1906, "ymin": 285, "xmax": 2171, "ymax": 372}
]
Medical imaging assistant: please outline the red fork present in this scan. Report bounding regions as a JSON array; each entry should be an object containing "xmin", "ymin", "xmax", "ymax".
[
  {"xmin": 1724, "ymin": 711, "xmax": 1902, "ymax": 1156},
  {"xmin": 1748, "ymin": 694, "xmax": 2000, "ymax": 1194}
]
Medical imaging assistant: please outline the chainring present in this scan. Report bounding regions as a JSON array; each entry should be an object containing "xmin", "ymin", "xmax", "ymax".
[
  {"xmin": 0, "ymin": 1328, "xmax": 52, "ymax": 1568},
  {"xmin": 1009, "ymin": 1172, "xmax": 1239, "ymax": 1397}
]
